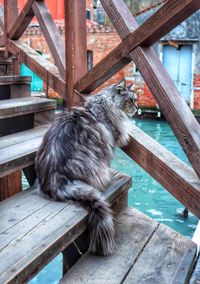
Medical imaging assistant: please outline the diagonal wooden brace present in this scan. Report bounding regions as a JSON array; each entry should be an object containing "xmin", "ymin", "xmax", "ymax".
[
  {"xmin": 76, "ymin": 0, "xmax": 200, "ymax": 93},
  {"xmin": 97, "ymin": 0, "xmax": 200, "ymax": 180}
]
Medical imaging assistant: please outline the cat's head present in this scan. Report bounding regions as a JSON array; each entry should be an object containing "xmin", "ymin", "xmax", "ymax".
[{"xmin": 111, "ymin": 79, "xmax": 138, "ymax": 117}]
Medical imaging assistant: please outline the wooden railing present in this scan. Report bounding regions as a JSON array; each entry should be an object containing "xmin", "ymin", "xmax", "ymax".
[{"xmin": 0, "ymin": 0, "xmax": 200, "ymax": 217}]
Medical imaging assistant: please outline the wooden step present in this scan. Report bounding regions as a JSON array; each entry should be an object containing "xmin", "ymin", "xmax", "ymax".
[
  {"xmin": 0, "ymin": 76, "xmax": 32, "ymax": 99},
  {"xmin": 61, "ymin": 207, "xmax": 197, "ymax": 284},
  {"xmin": 0, "ymin": 75, "xmax": 32, "ymax": 85},
  {"xmin": 0, "ymin": 52, "xmax": 12, "ymax": 76},
  {"xmin": 0, "ymin": 125, "xmax": 49, "ymax": 178},
  {"xmin": 0, "ymin": 173, "xmax": 131, "ymax": 284},
  {"xmin": 0, "ymin": 97, "xmax": 56, "ymax": 136},
  {"xmin": 0, "ymin": 97, "xmax": 55, "ymax": 119}
]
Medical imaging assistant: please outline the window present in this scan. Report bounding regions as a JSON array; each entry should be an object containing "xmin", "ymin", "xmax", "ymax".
[
  {"xmin": 86, "ymin": 9, "xmax": 91, "ymax": 20},
  {"xmin": 87, "ymin": 50, "xmax": 93, "ymax": 71}
]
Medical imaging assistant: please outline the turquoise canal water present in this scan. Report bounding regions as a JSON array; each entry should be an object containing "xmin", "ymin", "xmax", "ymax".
[{"xmin": 29, "ymin": 118, "xmax": 198, "ymax": 284}]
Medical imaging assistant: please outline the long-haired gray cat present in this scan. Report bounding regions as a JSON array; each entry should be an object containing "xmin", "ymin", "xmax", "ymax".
[{"xmin": 35, "ymin": 80, "xmax": 137, "ymax": 256}]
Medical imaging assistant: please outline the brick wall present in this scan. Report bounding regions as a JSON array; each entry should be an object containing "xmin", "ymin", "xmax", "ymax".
[
  {"xmin": 194, "ymin": 74, "xmax": 200, "ymax": 111},
  {"xmin": 22, "ymin": 23, "xmax": 200, "ymax": 111}
]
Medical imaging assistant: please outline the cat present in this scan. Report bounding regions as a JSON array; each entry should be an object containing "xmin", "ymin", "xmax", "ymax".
[{"xmin": 35, "ymin": 79, "xmax": 138, "ymax": 256}]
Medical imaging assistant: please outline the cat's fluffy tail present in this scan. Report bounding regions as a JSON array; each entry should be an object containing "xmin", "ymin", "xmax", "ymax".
[{"xmin": 56, "ymin": 181, "xmax": 115, "ymax": 256}]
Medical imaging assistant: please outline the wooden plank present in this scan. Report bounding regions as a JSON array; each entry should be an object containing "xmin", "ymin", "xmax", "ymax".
[
  {"xmin": 0, "ymin": 174, "xmax": 131, "ymax": 284},
  {"xmin": 123, "ymin": 222, "xmax": 196, "ymax": 284},
  {"xmin": 32, "ymin": 0, "xmax": 66, "ymax": 80},
  {"xmin": 0, "ymin": 97, "xmax": 56, "ymax": 119},
  {"xmin": 7, "ymin": 39, "xmax": 66, "ymax": 97},
  {"xmin": 62, "ymin": 185, "xmax": 128, "ymax": 275},
  {"xmin": 0, "ymin": 75, "xmax": 32, "ymax": 85},
  {"xmin": 172, "ymin": 247, "xmax": 197, "ymax": 284},
  {"xmin": 190, "ymin": 252, "xmax": 200, "ymax": 283},
  {"xmin": 0, "ymin": 125, "xmax": 48, "ymax": 149},
  {"xmin": 0, "ymin": 136, "xmax": 43, "ymax": 178},
  {"xmin": 123, "ymin": 125, "xmax": 200, "ymax": 218},
  {"xmin": 4, "ymin": 0, "xmax": 18, "ymax": 32},
  {"xmin": 99, "ymin": 0, "xmax": 200, "ymax": 195},
  {"xmin": 8, "ymin": 0, "xmax": 36, "ymax": 40},
  {"xmin": 61, "ymin": 207, "xmax": 196, "ymax": 284},
  {"xmin": 76, "ymin": 0, "xmax": 200, "ymax": 93},
  {"xmin": 0, "ymin": 171, "xmax": 22, "ymax": 201},
  {"xmin": 64, "ymin": 0, "xmax": 87, "ymax": 107},
  {"xmin": 130, "ymin": 47, "xmax": 200, "ymax": 180},
  {"xmin": 0, "ymin": 35, "xmax": 5, "ymax": 47}
]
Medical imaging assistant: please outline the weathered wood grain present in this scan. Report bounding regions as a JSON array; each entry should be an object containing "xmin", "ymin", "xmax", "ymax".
[
  {"xmin": 0, "ymin": 171, "xmax": 22, "ymax": 201},
  {"xmin": 4, "ymin": 0, "xmax": 18, "ymax": 33},
  {"xmin": 0, "ymin": 76, "xmax": 31, "ymax": 85},
  {"xmin": 190, "ymin": 252, "xmax": 200, "ymax": 284},
  {"xmin": 33, "ymin": 0, "xmax": 66, "ymax": 80},
  {"xmin": 0, "ymin": 97, "xmax": 56, "ymax": 119},
  {"xmin": 0, "ymin": 174, "xmax": 131, "ymax": 284},
  {"xmin": 0, "ymin": 126, "xmax": 49, "ymax": 178},
  {"xmin": 123, "ymin": 221, "xmax": 196, "ymax": 284},
  {"xmin": 8, "ymin": 0, "xmax": 36, "ymax": 40},
  {"xmin": 65, "ymin": 0, "xmax": 87, "ymax": 107},
  {"xmin": 0, "ymin": 35, "xmax": 5, "ymax": 47},
  {"xmin": 130, "ymin": 47, "xmax": 200, "ymax": 180},
  {"xmin": 172, "ymin": 247, "xmax": 197, "ymax": 284},
  {"xmin": 7, "ymin": 39, "xmax": 66, "ymax": 97},
  {"xmin": 76, "ymin": 0, "xmax": 200, "ymax": 92},
  {"xmin": 34, "ymin": 109, "xmax": 55, "ymax": 127},
  {"xmin": 61, "ymin": 207, "xmax": 196, "ymax": 284},
  {"xmin": 123, "ymin": 125, "xmax": 200, "ymax": 218},
  {"xmin": 0, "ymin": 125, "xmax": 48, "ymax": 149}
]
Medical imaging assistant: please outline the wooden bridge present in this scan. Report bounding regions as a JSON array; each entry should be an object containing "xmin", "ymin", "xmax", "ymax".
[{"xmin": 0, "ymin": 0, "xmax": 200, "ymax": 283}]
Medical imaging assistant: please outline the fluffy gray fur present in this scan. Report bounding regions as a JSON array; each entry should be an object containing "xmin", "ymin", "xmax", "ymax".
[{"xmin": 35, "ymin": 80, "xmax": 137, "ymax": 256}]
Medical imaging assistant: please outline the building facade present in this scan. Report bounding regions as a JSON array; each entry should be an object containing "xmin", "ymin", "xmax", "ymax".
[{"xmin": 7, "ymin": 0, "xmax": 200, "ymax": 113}]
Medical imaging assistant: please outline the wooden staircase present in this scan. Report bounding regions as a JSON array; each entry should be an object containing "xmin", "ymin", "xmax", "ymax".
[
  {"xmin": 0, "ymin": 0, "xmax": 200, "ymax": 283},
  {"xmin": 0, "ymin": 50, "xmax": 56, "ymax": 200}
]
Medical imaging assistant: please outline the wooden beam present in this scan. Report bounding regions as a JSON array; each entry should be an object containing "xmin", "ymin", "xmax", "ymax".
[
  {"xmin": 76, "ymin": 0, "xmax": 200, "ymax": 93},
  {"xmin": 32, "ymin": 0, "xmax": 66, "ymax": 80},
  {"xmin": 123, "ymin": 125, "xmax": 200, "ymax": 218},
  {"xmin": 0, "ymin": 4, "xmax": 4, "ymax": 33},
  {"xmin": 7, "ymin": 39, "xmax": 65, "ymax": 96},
  {"xmin": 65, "ymin": 0, "xmax": 87, "ymax": 107},
  {"xmin": 8, "ymin": 0, "xmax": 36, "ymax": 40},
  {"xmin": 4, "ymin": 0, "xmax": 18, "ymax": 33},
  {"xmin": 0, "ymin": 35, "xmax": 5, "ymax": 47},
  {"xmin": 0, "ymin": 171, "xmax": 22, "ymax": 201},
  {"xmin": 99, "ymin": 0, "xmax": 200, "ymax": 180},
  {"xmin": 131, "ymin": 47, "xmax": 200, "ymax": 180},
  {"xmin": 6, "ymin": 40, "xmax": 83, "ymax": 103}
]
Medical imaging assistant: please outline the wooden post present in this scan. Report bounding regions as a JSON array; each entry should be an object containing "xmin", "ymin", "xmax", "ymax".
[
  {"xmin": 1, "ymin": 0, "xmax": 22, "ymax": 201},
  {"xmin": 4, "ymin": 0, "xmax": 18, "ymax": 33},
  {"xmin": 62, "ymin": 0, "xmax": 87, "ymax": 274},
  {"xmin": 64, "ymin": 0, "xmax": 87, "ymax": 108},
  {"xmin": 0, "ymin": 171, "xmax": 22, "ymax": 201}
]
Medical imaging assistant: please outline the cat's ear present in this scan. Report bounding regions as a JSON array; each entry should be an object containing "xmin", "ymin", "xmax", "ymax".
[{"xmin": 115, "ymin": 79, "xmax": 126, "ymax": 89}]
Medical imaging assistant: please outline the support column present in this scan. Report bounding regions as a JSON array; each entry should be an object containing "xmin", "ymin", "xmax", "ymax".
[
  {"xmin": 64, "ymin": 0, "xmax": 87, "ymax": 108},
  {"xmin": 62, "ymin": 0, "xmax": 87, "ymax": 274}
]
